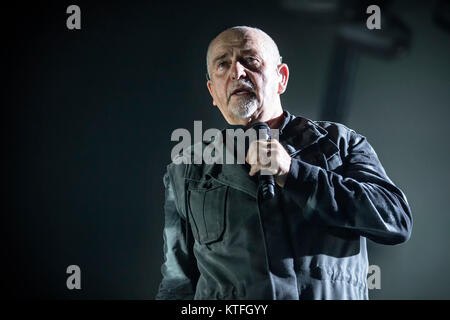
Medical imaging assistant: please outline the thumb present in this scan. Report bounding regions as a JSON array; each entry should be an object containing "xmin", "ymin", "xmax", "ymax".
[{"xmin": 249, "ymin": 165, "xmax": 259, "ymax": 176}]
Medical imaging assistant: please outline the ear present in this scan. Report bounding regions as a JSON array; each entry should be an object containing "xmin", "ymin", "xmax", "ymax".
[
  {"xmin": 206, "ymin": 80, "xmax": 217, "ymax": 106},
  {"xmin": 277, "ymin": 63, "xmax": 289, "ymax": 95}
]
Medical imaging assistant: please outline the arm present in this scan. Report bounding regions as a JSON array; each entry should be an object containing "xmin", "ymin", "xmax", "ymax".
[
  {"xmin": 155, "ymin": 171, "xmax": 199, "ymax": 300},
  {"xmin": 284, "ymin": 130, "xmax": 413, "ymax": 245}
]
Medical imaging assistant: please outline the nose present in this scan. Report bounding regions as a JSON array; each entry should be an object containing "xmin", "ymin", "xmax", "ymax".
[{"xmin": 231, "ymin": 60, "xmax": 247, "ymax": 80}]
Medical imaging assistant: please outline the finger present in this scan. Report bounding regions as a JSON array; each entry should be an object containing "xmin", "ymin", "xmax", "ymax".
[
  {"xmin": 248, "ymin": 139, "xmax": 275, "ymax": 166},
  {"xmin": 246, "ymin": 141, "xmax": 258, "ymax": 164},
  {"xmin": 247, "ymin": 142, "xmax": 269, "ymax": 165},
  {"xmin": 251, "ymin": 164, "xmax": 278, "ymax": 176},
  {"xmin": 260, "ymin": 167, "xmax": 277, "ymax": 176},
  {"xmin": 249, "ymin": 164, "xmax": 261, "ymax": 176},
  {"xmin": 256, "ymin": 139, "xmax": 271, "ymax": 149},
  {"xmin": 257, "ymin": 145, "xmax": 271, "ymax": 166}
]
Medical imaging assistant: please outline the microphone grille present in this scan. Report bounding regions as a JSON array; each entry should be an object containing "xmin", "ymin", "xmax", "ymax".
[{"xmin": 249, "ymin": 121, "xmax": 271, "ymax": 140}]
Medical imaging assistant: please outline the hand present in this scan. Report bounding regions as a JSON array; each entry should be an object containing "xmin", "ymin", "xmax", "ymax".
[{"xmin": 245, "ymin": 139, "xmax": 292, "ymax": 188}]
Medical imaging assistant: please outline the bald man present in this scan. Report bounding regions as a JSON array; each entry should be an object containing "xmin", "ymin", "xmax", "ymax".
[{"xmin": 156, "ymin": 26, "xmax": 412, "ymax": 300}]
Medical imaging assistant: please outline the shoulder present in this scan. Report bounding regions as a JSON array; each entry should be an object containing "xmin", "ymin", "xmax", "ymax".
[
  {"xmin": 288, "ymin": 115, "xmax": 368, "ymax": 158},
  {"xmin": 314, "ymin": 120, "xmax": 358, "ymax": 138},
  {"xmin": 312, "ymin": 119, "xmax": 366, "ymax": 148}
]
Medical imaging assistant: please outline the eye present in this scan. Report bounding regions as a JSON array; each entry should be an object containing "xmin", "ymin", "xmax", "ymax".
[
  {"xmin": 217, "ymin": 61, "xmax": 228, "ymax": 69},
  {"xmin": 243, "ymin": 56, "xmax": 261, "ymax": 69}
]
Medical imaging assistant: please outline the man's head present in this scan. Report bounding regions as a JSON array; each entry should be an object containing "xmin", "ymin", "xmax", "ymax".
[{"xmin": 206, "ymin": 26, "xmax": 289, "ymax": 126}]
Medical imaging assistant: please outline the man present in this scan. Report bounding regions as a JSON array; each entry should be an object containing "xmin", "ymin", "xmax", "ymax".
[{"xmin": 156, "ymin": 26, "xmax": 412, "ymax": 300}]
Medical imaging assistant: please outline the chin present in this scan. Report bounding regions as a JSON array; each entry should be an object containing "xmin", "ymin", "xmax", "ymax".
[{"xmin": 231, "ymin": 101, "xmax": 258, "ymax": 119}]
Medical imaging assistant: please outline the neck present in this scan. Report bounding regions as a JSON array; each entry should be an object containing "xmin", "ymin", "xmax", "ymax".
[{"xmin": 264, "ymin": 111, "xmax": 286, "ymax": 129}]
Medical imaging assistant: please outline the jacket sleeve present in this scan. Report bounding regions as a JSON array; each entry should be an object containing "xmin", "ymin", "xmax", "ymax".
[
  {"xmin": 155, "ymin": 170, "xmax": 199, "ymax": 299},
  {"xmin": 284, "ymin": 129, "xmax": 413, "ymax": 245}
]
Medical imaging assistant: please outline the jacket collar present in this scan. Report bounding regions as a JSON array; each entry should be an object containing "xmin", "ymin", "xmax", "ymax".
[{"xmin": 280, "ymin": 111, "xmax": 329, "ymax": 156}]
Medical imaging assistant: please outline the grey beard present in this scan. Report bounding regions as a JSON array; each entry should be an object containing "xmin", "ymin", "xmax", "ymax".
[{"xmin": 231, "ymin": 96, "xmax": 258, "ymax": 119}]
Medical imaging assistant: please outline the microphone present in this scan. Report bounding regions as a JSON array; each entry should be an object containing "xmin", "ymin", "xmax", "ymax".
[{"xmin": 249, "ymin": 122, "xmax": 276, "ymax": 201}]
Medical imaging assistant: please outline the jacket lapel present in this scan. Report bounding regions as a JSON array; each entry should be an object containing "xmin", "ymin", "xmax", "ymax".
[{"xmin": 281, "ymin": 116, "xmax": 328, "ymax": 156}]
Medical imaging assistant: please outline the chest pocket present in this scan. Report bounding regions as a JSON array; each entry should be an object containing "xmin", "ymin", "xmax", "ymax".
[{"xmin": 187, "ymin": 184, "xmax": 228, "ymax": 245}]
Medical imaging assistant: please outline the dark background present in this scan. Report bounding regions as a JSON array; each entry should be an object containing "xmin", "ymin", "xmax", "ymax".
[{"xmin": 1, "ymin": 0, "xmax": 449, "ymax": 299}]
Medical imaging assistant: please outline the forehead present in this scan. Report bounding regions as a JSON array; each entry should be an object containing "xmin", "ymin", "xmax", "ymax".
[{"xmin": 210, "ymin": 30, "xmax": 267, "ymax": 59}]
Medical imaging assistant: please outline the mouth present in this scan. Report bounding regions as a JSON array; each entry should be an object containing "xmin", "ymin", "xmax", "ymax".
[{"xmin": 230, "ymin": 87, "xmax": 253, "ymax": 97}]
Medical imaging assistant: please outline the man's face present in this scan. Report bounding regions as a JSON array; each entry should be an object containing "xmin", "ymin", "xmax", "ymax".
[{"xmin": 206, "ymin": 29, "xmax": 285, "ymax": 125}]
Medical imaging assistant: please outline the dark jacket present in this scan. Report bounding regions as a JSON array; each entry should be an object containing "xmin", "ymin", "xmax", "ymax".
[{"xmin": 156, "ymin": 110, "xmax": 412, "ymax": 300}]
